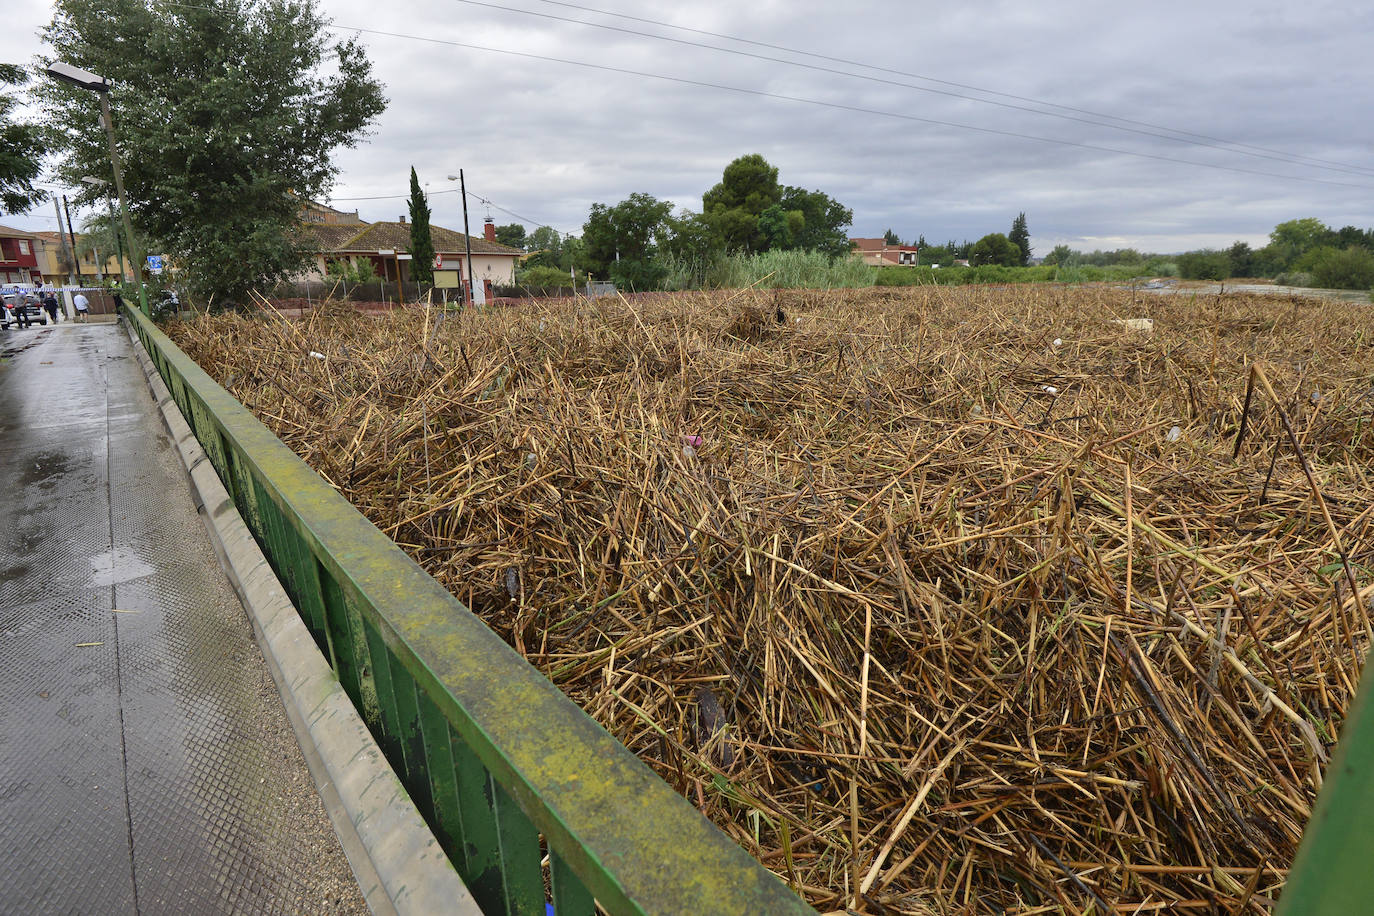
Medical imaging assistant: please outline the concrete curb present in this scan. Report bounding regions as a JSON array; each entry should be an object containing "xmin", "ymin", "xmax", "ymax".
[{"xmin": 125, "ymin": 321, "xmax": 478, "ymax": 916}]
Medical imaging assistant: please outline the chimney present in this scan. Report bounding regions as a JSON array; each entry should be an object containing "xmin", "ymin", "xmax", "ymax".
[
  {"xmin": 483, "ymin": 217, "xmax": 495, "ymax": 242},
  {"xmin": 399, "ymin": 214, "xmax": 407, "ymax": 224}
]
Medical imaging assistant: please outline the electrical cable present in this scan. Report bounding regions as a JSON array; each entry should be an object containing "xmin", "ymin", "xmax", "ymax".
[
  {"xmin": 158, "ymin": 1, "xmax": 1374, "ymax": 189},
  {"xmin": 525, "ymin": 0, "xmax": 1374, "ymax": 178},
  {"xmin": 324, "ymin": 22, "xmax": 1374, "ymax": 191}
]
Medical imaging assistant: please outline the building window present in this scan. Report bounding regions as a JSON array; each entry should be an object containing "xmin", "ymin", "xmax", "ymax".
[{"xmin": 18, "ymin": 240, "xmax": 30, "ymax": 256}]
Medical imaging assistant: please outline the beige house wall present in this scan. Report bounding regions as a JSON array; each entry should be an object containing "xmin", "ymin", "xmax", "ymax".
[
  {"xmin": 304, "ymin": 253, "xmax": 517, "ymax": 286},
  {"xmin": 36, "ymin": 236, "xmax": 132, "ymax": 285}
]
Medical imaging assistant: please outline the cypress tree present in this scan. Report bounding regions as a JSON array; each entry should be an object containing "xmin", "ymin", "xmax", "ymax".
[
  {"xmin": 1009, "ymin": 212, "xmax": 1031, "ymax": 267},
  {"xmin": 408, "ymin": 166, "xmax": 435, "ymax": 284}
]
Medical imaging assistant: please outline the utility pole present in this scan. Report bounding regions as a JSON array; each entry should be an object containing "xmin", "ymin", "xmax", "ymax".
[
  {"xmin": 62, "ymin": 195, "xmax": 82, "ymax": 284},
  {"xmin": 53, "ymin": 197, "xmax": 78, "ymax": 289},
  {"xmin": 460, "ymin": 169, "xmax": 475, "ymax": 306}
]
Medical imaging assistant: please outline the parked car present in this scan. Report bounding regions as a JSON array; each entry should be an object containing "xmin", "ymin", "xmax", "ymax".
[{"xmin": 1, "ymin": 291, "xmax": 47, "ymax": 329}]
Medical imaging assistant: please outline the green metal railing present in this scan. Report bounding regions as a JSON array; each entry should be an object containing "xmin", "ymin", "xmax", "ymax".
[
  {"xmin": 1278, "ymin": 641, "xmax": 1374, "ymax": 912},
  {"xmin": 127, "ymin": 308, "xmax": 812, "ymax": 916}
]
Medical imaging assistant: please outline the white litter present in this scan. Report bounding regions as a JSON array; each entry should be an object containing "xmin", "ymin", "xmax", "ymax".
[
  {"xmin": 1112, "ymin": 318, "xmax": 1154, "ymax": 335},
  {"xmin": 682, "ymin": 445, "xmax": 696, "ymax": 458},
  {"xmin": 1042, "ymin": 385, "xmax": 1059, "ymax": 395},
  {"xmin": 1166, "ymin": 425, "xmax": 1182, "ymax": 442},
  {"xmin": 309, "ymin": 351, "xmax": 326, "ymax": 360},
  {"xmin": 1052, "ymin": 338, "xmax": 1063, "ymax": 348}
]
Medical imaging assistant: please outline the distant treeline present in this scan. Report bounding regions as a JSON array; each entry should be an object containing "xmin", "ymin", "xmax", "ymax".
[{"xmin": 1039, "ymin": 218, "xmax": 1374, "ymax": 290}]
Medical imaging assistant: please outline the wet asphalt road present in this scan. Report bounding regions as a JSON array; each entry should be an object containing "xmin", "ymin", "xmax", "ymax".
[{"xmin": 0, "ymin": 322, "xmax": 366, "ymax": 914}]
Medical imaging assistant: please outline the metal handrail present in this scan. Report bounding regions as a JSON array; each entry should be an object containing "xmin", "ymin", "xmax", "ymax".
[
  {"xmin": 1277, "ymin": 649, "xmax": 1374, "ymax": 912},
  {"xmin": 126, "ymin": 307, "xmax": 812, "ymax": 916}
]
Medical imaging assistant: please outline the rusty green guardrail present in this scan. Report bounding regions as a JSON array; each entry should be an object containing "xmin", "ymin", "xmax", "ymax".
[
  {"xmin": 126, "ymin": 307, "xmax": 812, "ymax": 916},
  {"xmin": 1277, "ymin": 641, "xmax": 1374, "ymax": 912}
]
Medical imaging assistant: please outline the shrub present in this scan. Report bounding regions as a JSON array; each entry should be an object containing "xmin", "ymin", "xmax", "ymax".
[
  {"xmin": 875, "ymin": 266, "xmax": 947, "ymax": 286},
  {"xmin": 1178, "ymin": 249, "xmax": 1231, "ymax": 280},
  {"xmin": 325, "ymin": 258, "xmax": 376, "ymax": 284},
  {"xmin": 1302, "ymin": 246, "xmax": 1374, "ymax": 290},
  {"xmin": 518, "ymin": 265, "xmax": 581, "ymax": 289},
  {"xmin": 1274, "ymin": 271, "xmax": 1314, "ymax": 288}
]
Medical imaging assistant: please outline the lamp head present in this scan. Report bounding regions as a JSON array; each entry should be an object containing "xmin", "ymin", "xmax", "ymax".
[{"xmin": 46, "ymin": 61, "xmax": 110, "ymax": 92}]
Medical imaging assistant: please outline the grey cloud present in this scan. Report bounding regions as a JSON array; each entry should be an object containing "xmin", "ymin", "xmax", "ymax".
[{"xmin": 5, "ymin": 0, "xmax": 1371, "ymax": 254}]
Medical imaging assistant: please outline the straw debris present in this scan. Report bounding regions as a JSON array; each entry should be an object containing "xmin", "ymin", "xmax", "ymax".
[{"xmin": 170, "ymin": 285, "xmax": 1374, "ymax": 912}]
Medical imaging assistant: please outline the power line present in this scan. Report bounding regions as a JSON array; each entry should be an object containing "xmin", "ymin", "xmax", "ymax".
[
  {"xmin": 455, "ymin": 0, "xmax": 1374, "ymax": 179},
  {"xmin": 328, "ymin": 185, "xmax": 572, "ymax": 235},
  {"xmin": 152, "ymin": 1, "xmax": 1374, "ymax": 192},
  {"xmin": 525, "ymin": 0, "xmax": 1374, "ymax": 179},
  {"xmin": 328, "ymin": 22, "xmax": 1374, "ymax": 192}
]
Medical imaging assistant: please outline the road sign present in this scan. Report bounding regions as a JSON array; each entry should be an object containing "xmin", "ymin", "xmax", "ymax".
[{"xmin": 146, "ymin": 255, "xmax": 164, "ymax": 274}]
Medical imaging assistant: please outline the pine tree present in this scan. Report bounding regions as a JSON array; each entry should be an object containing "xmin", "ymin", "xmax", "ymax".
[
  {"xmin": 408, "ymin": 167, "xmax": 435, "ymax": 284},
  {"xmin": 1009, "ymin": 212, "xmax": 1031, "ymax": 266}
]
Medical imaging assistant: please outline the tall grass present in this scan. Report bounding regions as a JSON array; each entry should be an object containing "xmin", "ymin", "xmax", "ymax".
[
  {"xmin": 875, "ymin": 262, "xmax": 1156, "ymax": 287},
  {"xmin": 662, "ymin": 249, "xmax": 874, "ymax": 290}
]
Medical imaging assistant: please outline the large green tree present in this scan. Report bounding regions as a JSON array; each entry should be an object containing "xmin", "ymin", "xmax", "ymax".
[
  {"xmin": 969, "ymin": 233, "xmax": 1021, "ymax": 267},
  {"xmin": 406, "ymin": 166, "xmax": 434, "ymax": 284},
  {"xmin": 494, "ymin": 223, "xmax": 527, "ymax": 250},
  {"xmin": 702, "ymin": 154, "xmax": 782, "ymax": 253},
  {"xmin": 779, "ymin": 186, "xmax": 852, "ymax": 258},
  {"xmin": 1008, "ymin": 212, "xmax": 1031, "ymax": 266},
  {"xmin": 1266, "ymin": 218, "xmax": 1332, "ymax": 270},
  {"xmin": 39, "ymin": 0, "xmax": 385, "ymax": 305},
  {"xmin": 0, "ymin": 63, "xmax": 49, "ymax": 214},
  {"xmin": 660, "ymin": 210, "xmax": 723, "ymax": 264},
  {"xmin": 581, "ymin": 192, "xmax": 672, "ymax": 290},
  {"xmin": 1042, "ymin": 244, "xmax": 1076, "ymax": 267}
]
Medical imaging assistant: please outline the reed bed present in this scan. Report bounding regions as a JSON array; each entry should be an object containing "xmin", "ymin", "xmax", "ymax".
[{"xmin": 170, "ymin": 285, "xmax": 1374, "ymax": 913}]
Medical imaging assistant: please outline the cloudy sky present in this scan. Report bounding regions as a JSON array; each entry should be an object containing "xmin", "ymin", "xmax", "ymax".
[{"xmin": 5, "ymin": 0, "xmax": 1373, "ymax": 255}]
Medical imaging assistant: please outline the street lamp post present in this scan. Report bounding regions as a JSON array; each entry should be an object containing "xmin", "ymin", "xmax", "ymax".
[
  {"xmin": 46, "ymin": 61, "xmax": 149, "ymax": 317},
  {"xmin": 446, "ymin": 173, "xmax": 476, "ymax": 306},
  {"xmin": 83, "ymin": 176, "xmax": 127, "ymax": 284}
]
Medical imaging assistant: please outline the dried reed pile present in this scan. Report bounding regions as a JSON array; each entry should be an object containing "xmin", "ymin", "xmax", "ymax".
[{"xmin": 171, "ymin": 285, "xmax": 1374, "ymax": 913}]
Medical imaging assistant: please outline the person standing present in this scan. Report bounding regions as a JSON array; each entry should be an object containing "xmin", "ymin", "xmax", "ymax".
[
  {"xmin": 73, "ymin": 291, "xmax": 90, "ymax": 323},
  {"xmin": 41, "ymin": 290, "xmax": 59, "ymax": 325}
]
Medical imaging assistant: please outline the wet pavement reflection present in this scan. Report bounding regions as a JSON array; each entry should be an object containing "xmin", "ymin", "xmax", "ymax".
[{"xmin": 0, "ymin": 323, "xmax": 365, "ymax": 914}]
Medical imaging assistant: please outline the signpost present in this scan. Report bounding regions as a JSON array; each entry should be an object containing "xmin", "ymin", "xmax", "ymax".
[{"xmin": 146, "ymin": 254, "xmax": 163, "ymax": 274}]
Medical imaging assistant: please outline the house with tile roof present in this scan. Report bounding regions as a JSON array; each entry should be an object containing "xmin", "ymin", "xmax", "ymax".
[
  {"xmin": 0, "ymin": 224, "xmax": 44, "ymax": 286},
  {"xmin": 850, "ymin": 237, "xmax": 921, "ymax": 267},
  {"xmin": 299, "ymin": 212, "xmax": 523, "ymax": 303}
]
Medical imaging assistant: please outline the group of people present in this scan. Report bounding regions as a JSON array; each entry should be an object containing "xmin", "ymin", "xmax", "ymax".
[{"xmin": 1, "ymin": 288, "xmax": 93, "ymax": 327}]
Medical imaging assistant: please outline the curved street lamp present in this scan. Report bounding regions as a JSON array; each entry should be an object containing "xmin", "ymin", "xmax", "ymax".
[{"xmin": 46, "ymin": 62, "xmax": 149, "ymax": 316}]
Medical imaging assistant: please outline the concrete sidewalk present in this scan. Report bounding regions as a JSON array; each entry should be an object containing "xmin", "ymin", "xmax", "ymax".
[{"xmin": 0, "ymin": 323, "xmax": 366, "ymax": 914}]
